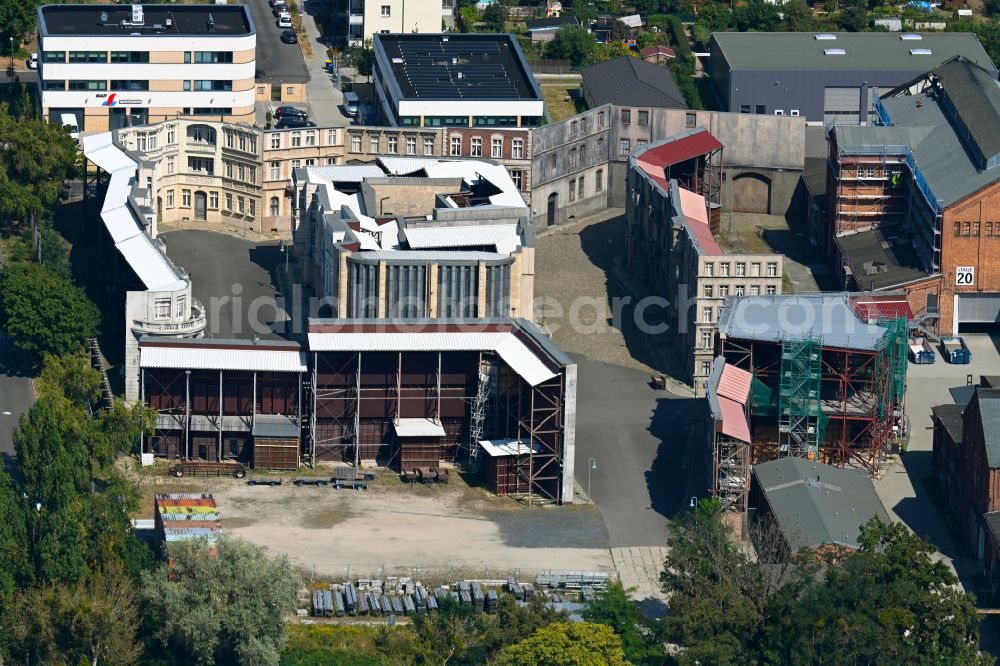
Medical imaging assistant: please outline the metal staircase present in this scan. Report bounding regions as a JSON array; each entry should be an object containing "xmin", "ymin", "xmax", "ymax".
[
  {"xmin": 466, "ymin": 356, "xmax": 496, "ymax": 473},
  {"xmin": 89, "ymin": 337, "xmax": 114, "ymax": 410}
]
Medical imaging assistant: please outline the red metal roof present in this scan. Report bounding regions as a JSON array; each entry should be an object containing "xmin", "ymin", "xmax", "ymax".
[
  {"xmin": 640, "ymin": 45, "xmax": 676, "ymax": 58},
  {"xmin": 678, "ymin": 188, "xmax": 722, "ymax": 254},
  {"xmin": 850, "ymin": 298, "xmax": 913, "ymax": 322},
  {"xmin": 718, "ymin": 363, "xmax": 752, "ymax": 404},
  {"xmin": 639, "ymin": 129, "xmax": 723, "ymax": 169},
  {"xmin": 719, "ymin": 396, "xmax": 751, "ymax": 443}
]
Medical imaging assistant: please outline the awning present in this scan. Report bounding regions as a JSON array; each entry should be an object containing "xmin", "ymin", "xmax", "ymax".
[
  {"xmin": 719, "ymin": 396, "xmax": 751, "ymax": 443},
  {"xmin": 479, "ymin": 439, "xmax": 540, "ymax": 457},
  {"xmin": 393, "ymin": 418, "xmax": 446, "ymax": 438},
  {"xmin": 252, "ymin": 415, "xmax": 301, "ymax": 439}
]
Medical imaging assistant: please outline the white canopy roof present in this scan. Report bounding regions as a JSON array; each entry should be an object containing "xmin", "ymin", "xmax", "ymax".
[
  {"xmin": 140, "ymin": 346, "xmax": 308, "ymax": 372},
  {"xmin": 393, "ymin": 418, "xmax": 447, "ymax": 437}
]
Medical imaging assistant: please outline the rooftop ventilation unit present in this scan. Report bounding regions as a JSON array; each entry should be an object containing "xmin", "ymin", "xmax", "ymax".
[
  {"xmin": 207, "ymin": 13, "xmax": 215, "ymax": 31},
  {"xmin": 131, "ymin": 4, "xmax": 144, "ymax": 25},
  {"xmin": 99, "ymin": 10, "xmax": 108, "ymax": 24},
  {"xmin": 165, "ymin": 17, "xmax": 172, "ymax": 27},
  {"xmin": 824, "ymin": 48, "xmax": 846, "ymax": 55},
  {"xmin": 815, "ymin": 33, "xmax": 837, "ymax": 40},
  {"xmin": 910, "ymin": 48, "xmax": 932, "ymax": 55},
  {"xmin": 901, "ymin": 33, "xmax": 922, "ymax": 40}
]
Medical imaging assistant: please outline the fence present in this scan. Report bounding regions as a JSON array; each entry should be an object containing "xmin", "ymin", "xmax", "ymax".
[{"xmin": 528, "ymin": 59, "xmax": 577, "ymax": 75}]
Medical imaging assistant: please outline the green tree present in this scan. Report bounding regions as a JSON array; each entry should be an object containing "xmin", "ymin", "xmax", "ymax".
[
  {"xmin": 781, "ymin": 0, "xmax": 816, "ymax": 31},
  {"xmin": 0, "ymin": 104, "xmax": 78, "ymax": 231},
  {"xmin": 483, "ymin": 2, "xmax": 507, "ymax": 31},
  {"xmin": 348, "ymin": 39, "xmax": 375, "ymax": 78},
  {"xmin": 733, "ymin": 0, "xmax": 782, "ymax": 31},
  {"xmin": 495, "ymin": 622, "xmax": 628, "ymax": 666},
  {"xmin": 0, "ymin": 262, "xmax": 100, "ymax": 365},
  {"xmin": 837, "ymin": 5, "xmax": 869, "ymax": 31},
  {"xmin": 37, "ymin": 353, "xmax": 101, "ymax": 407},
  {"xmin": 696, "ymin": 3, "xmax": 732, "ymax": 31},
  {"xmin": 761, "ymin": 520, "xmax": 990, "ymax": 666},
  {"xmin": 546, "ymin": 25, "xmax": 597, "ymax": 66},
  {"xmin": 141, "ymin": 538, "xmax": 300, "ymax": 666},
  {"xmin": 583, "ymin": 581, "xmax": 666, "ymax": 664},
  {"xmin": 0, "ymin": 2, "xmax": 36, "ymax": 56}
]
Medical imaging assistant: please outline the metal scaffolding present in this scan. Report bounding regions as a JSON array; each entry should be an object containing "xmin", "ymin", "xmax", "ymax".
[
  {"xmin": 466, "ymin": 354, "xmax": 496, "ymax": 473},
  {"xmin": 778, "ymin": 338, "xmax": 822, "ymax": 460}
]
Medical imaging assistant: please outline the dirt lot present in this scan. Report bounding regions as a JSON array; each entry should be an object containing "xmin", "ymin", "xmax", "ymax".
[
  {"xmin": 716, "ymin": 212, "xmax": 831, "ymax": 292},
  {"xmin": 135, "ymin": 465, "xmax": 612, "ymax": 582}
]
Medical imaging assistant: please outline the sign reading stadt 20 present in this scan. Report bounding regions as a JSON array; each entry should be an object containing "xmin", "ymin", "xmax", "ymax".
[{"xmin": 956, "ymin": 266, "xmax": 975, "ymax": 286}]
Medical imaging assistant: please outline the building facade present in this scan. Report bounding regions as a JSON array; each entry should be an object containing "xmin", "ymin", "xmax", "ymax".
[
  {"xmin": 708, "ymin": 32, "xmax": 995, "ymax": 125},
  {"xmin": 372, "ymin": 33, "xmax": 545, "ymax": 128},
  {"xmin": 37, "ymin": 4, "xmax": 256, "ymax": 133},
  {"xmin": 347, "ymin": 0, "xmax": 445, "ymax": 46}
]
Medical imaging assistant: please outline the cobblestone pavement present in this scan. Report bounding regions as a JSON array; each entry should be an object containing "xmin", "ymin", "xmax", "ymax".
[{"xmin": 610, "ymin": 546, "xmax": 670, "ymax": 612}]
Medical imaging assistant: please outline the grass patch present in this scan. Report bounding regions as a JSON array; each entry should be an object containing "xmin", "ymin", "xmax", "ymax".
[
  {"xmin": 541, "ymin": 85, "xmax": 585, "ymax": 122},
  {"xmin": 301, "ymin": 507, "xmax": 349, "ymax": 529},
  {"xmin": 281, "ymin": 624, "xmax": 417, "ymax": 666}
]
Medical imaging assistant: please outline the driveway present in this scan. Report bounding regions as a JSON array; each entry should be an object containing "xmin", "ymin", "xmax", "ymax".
[
  {"xmin": 245, "ymin": 0, "xmax": 309, "ymax": 84},
  {"xmin": 0, "ymin": 336, "xmax": 35, "ymax": 471}
]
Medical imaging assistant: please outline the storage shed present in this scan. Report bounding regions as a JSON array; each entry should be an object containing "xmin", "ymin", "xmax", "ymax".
[
  {"xmin": 392, "ymin": 418, "xmax": 446, "ymax": 471},
  {"xmin": 480, "ymin": 439, "xmax": 539, "ymax": 496},
  {"xmin": 252, "ymin": 414, "xmax": 302, "ymax": 470}
]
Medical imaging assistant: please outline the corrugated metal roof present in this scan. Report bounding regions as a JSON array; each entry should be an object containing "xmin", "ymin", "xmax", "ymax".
[
  {"xmin": 633, "ymin": 128, "xmax": 723, "ymax": 169},
  {"xmin": 305, "ymin": 164, "xmax": 385, "ymax": 183},
  {"xmin": 352, "ymin": 250, "xmax": 510, "ymax": 262},
  {"xmin": 495, "ymin": 335, "xmax": 558, "ymax": 386},
  {"xmin": 850, "ymin": 297, "xmax": 913, "ymax": 322},
  {"xmin": 403, "ymin": 224, "xmax": 521, "ymax": 253},
  {"xmin": 718, "ymin": 396, "xmax": 751, "ymax": 443},
  {"xmin": 377, "ymin": 156, "xmax": 443, "ymax": 175},
  {"xmin": 753, "ymin": 458, "xmax": 890, "ymax": 551},
  {"xmin": 140, "ymin": 346, "xmax": 307, "ymax": 372},
  {"xmin": 103, "ymin": 205, "xmax": 143, "ymax": 244},
  {"xmin": 393, "ymin": 418, "xmax": 446, "ymax": 437},
  {"xmin": 117, "ymin": 234, "xmax": 187, "ymax": 292},
  {"xmin": 479, "ymin": 438, "xmax": 540, "ymax": 457},
  {"xmin": 718, "ymin": 364, "xmax": 752, "ymax": 404},
  {"xmin": 252, "ymin": 415, "xmax": 301, "ymax": 438},
  {"xmin": 718, "ymin": 293, "xmax": 888, "ymax": 351}
]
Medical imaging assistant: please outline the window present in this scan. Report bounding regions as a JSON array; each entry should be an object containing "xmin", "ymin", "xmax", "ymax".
[
  {"xmin": 249, "ymin": 200, "xmax": 256, "ymax": 217},
  {"xmin": 184, "ymin": 52, "xmax": 191, "ymax": 63},
  {"xmin": 326, "ymin": 129, "xmax": 338, "ymax": 145},
  {"xmin": 701, "ymin": 360, "xmax": 712, "ymax": 377},
  {"xmin": 291, "ymin": 159, "xmax": 300, "ymax": 169},
  {"xmin": 424, "ymin": 137, "xmax": 435, "ymax": 155},
  {"xmin": 619, "ymin": 139, "xmax": 631, "ymax": 156},
  {"xmin": 597, "ymin": 136, "xmax": 604, "ymax": 156},
  {"xmin": 702, "ymin": 307, "xmax": 713, "ymax": 323},
  {"xmin": 766, "ymin": 285, "xmax": 776, "ymax": 295},
  {"xmin": 225, "ymin": 162, "xmax": 233, "ymax": 179},
  {"xmin": 166, "ymin": 156, "xmax": 175, "ymax": 175},
  {"xmin": 512, "ymin": 138, "xmax": 524, "ymax": 159},
  {"xmin": 209, "ymin": 192, "xmax": 219, "ymax": 209},
  {"xmin": 735, "ymin": 285, "xmax": 745, "ymax": 296},
  {"xmin": 470, "ymin": 137, "xmax": 482, "ymax": 157},
  {"xmin": 166, "ymin": 190, "xmax": 174, "ymax": 207},
  {"xmin": 580, "ymin": 117, "xmax": 587, "ymax": 134},
  {"xmin": 703, "ymin": 285, "xmax": 713, "ymax": 298},
  {"xmin": 974, "ymin": 222, "xmax": 981, "ymax": 236},
  {"xmin": 239, "ymin": 164, "xmax": 246, "ymax": 180},
  {"xmin": 154, "ymin": 298, "xmax": 171, "ymax": 319},
  {"xmin": 755, "ymin": 105, "xmax": 766, "ymax": 114},
  {"xmin": 598, "ymin": 111, "xmax": 605, "ymax": 129},
  {"xmin": 740, "ymin": 105, "xmax": 751, "ymax": 113},
  {"xmin": 327, "ymin": 157, "xmax": 337, "ymax": 165},
  {"xmin": 705, "ymin": 263, "xmax": 714, "ymax": 277},
  {"xmin": 351, "ymin": 134, "xmax": 362, "ymax": 152},
  {"xmin": 790, "ymin": 109, "xmax": 800, "ymax": 117},
  {"xmin": 305, "ymin": 158, "xmax": 315, "ymax": 166},
  {"xmin": 736, "ymin": 262, "xmax": 746, "ymax": 276},
  {"xmin": 248, "ymin": 166, "xmax": 256, "ymax": 183},
  {"xmin": 685, "ymin": 112, "xmax": 697, "ymax": 128},
  {"xmin": 569, "ymin": 147, "xmax": 577, "ymax": 168},
  {"xmin": 305, "ymin": 131, "xmax": 316, "ymax": 146},
  {"xmin": 954, "ymin": 222, "xmax": 961, "ymax": 236},
  {"xmin": 570, "ymin": 121, "xmax": 578, "ymax": 137},
  {"xmin": 43, "ymin": 51, "xmax": 65, "ymax": 63},
  {"xmin": 291, "ymin": 131, "xmax": 301, "ymax": 147},
  {"xmin": 194, "ymin": 51, "xmax": 233, "ymax": 63},
  {"xmin": 579, "ymin": 144, "xmax": 586, "ymax": 165},
  {"xmin": 621, "ymin": 110, "xmax": 631, "ymax": 125},
  {"xmin": 238, "ymin": 197, "xmax": 245, "ymax": 214},
  {"xmin": 68, "ymin": 80, "xmax": 107, "ymax": 91},
  {"xmin": 751, "ymin": 262, "xmax": 760, "ymax": 277},
  {"xmin": 720, "ymin": 263, "xmax": 730, "ymax": 277},
  {"xmin": 750, "ymin": 285, "xmax": 760, "ymax": 296},
  {"xmin": 766, "ymin": 262, "xmax": 777, "ymax": 277},
  {"xmin": 491, "ymin": 137, "xmax": 503, "ymax": 158},
  {"xmin": 595, "ymin": 169, "xmax": 603, "ymax": 192},
  {"xmin": 406, "ymin": 137, "xmax": 416, "ymax": 154},
  {"xmin": 638, "ymin": 110, "xmax": 649, "ymax": 125},
  {"xmin": 181, "ymin": 190, "xmax": 191, "ymax": 207},
  {"xmin": 111, "ymin": 51, "xmax": 149, "ymax": 64},
  {"xmin": 225, "ymin": 193, "xmax": 233, "ymax": 211},
  {"xmin": 510, "ymin": 170, "xmax": 523, "ymax": 190},
  {"xmin": 450, "ymin": 136, "xmax": 462, "ymax": 156},
  {"xmin": 774, "ymin": 110, "xmax": 784, "ymax": 116},
  {"xmin": 380, "ymin": 4, "xmax": 390, "ymax": 16},
  {"xmin": 369, "ymin": 135, "xmax": 379, "ymax": 152},
  {"xmin": 719, "ymin": 285, "xmax": 729, "ymax": 297},
  {"xmin": 183, "ymin": 80, "xmax": 192, "ymax": 92},
  {"xmin": 569, "ymin": 179, "xmax": 576, "ymax": 202},
  {"xmin": 193, "ymin": 80, "xmax": 232, "ymax": 91},
  {"xmin": 988, "ymin": 223, "xmax": 994, "ymax": 237},
  {"xmin": 270, "ymin": 161, "xmax": 280, "ymax": 180},
  {"xmin": 701, "ymin": 330, "xmax": 713, "ymax": 349},
  {"xmin": 270, "ymin": 197, "xmax": 279, "ymax": 216},
  {"xmin": 249, "ymin": 135, "xmax": 257, "ymax": 153},
  {"xmin": 578, "ymin": 177, "xmax": 584, "ymax": 198},
  {"xmin": 387, "ymin": 136, "xmax": 398, "ymax": 153},
  {"xmin": 69, "ymin": 51, "xmax": 106, "ymax": 63},
  {"xmin": 964, "ymin": 221, "xmax": 971, "ymax": 236}
]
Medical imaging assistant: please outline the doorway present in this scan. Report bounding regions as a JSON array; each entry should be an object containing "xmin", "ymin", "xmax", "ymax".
[
  {"xmin": 547, "ymin": 192, "xmax": 558, "ymax": 227},
  {"xmin": 194, "ymin": 191, "xmax": 207, "ymax": 221}
]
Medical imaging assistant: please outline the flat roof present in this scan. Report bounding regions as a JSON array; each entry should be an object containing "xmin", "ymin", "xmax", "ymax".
[
  {"xmin": 835, "ymin": 226, "xmax": 931, "ymax": 291},
  {"xmin": 712, "ymin": 32, "xmax": 995, "ymax": 72},
  {"xmin": 39, "ymin": 4, "xmax": 253, "ymax": 37},
  {"xmin": 374, "ymin": 33, "xmax": 542, "ymax": 102}
]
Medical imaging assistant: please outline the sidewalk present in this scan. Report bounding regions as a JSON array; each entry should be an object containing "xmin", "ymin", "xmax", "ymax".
[{"xmin": 300, "ymin": 2, "xmax": 350, "ymax": 127}]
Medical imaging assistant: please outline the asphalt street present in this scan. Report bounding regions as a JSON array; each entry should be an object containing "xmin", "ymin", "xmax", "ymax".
[
  {"xmin": 245, "ymin": 0, "xmax": 309, "ymax": 84},
  {"xmin": 0, "ymin": 336, "xmax": 35, "ymax": 471}
]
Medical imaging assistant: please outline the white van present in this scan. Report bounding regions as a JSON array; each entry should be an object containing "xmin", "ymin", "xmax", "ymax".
[
  {"xmin": 60, "ymin": 113, "xmax": 80, "ymax": 142},
  {"xmin": 344, "ymin": 92, "xmax": 359, "ymax": 117}
]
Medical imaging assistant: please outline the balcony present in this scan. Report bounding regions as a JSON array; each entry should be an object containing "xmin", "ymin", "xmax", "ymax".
[
  {"xmin": 131, "ymin": 300, "xmax": 207, "ymax": 337},
  {"xmin": 187, "ymin": 141, "xmax": 218, "ymax": 154},
  {"xmin": 349, "ymin": 13, "xmax": 364, "ymax": 24}
]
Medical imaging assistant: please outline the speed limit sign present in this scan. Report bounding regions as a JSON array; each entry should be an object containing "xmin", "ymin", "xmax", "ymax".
[{"xmin": 956, "ymin": 266, "xmax": 975, "ymax": 286}]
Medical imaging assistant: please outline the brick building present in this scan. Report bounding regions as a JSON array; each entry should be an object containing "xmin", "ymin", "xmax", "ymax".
[{"xmin": 827, "ymin": 57, "xmax": 1000, "ymax": 336}]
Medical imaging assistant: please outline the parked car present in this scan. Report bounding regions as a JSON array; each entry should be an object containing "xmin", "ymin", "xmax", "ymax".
[
  {"xmin": 277, "ymin": 12, "xmax": 292, "ymax": 28},
  {"xmin": 274, "ymin": 105, "xmax": 307, "ymax": 119},
  {"xmin": 27, "ymin": 53, "xmax": 37, "ymax": 69},
  {"xmin": 280, "ymin": 29, "xmax": 298, "ymax": 44},
  {"xmin": 272, "ymin": 1, "xmax": 287, "ymax": 15},
  {"xmin": 344, "ymin": 91, "xmax": 360, "ymax": 117},
  {"xmin": 275, "ymin": 116, "xmax": 316, "ymax": 129}
]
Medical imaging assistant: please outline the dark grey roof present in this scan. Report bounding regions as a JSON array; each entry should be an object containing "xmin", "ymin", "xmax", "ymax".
[
  {"xmin": 976, "ymin": 388, "xmax": 1000, "ymax": 467},
  {"xmin": 934, "ymin": 56, "xmax": 1000, "ymax": 166},
  {"xmin": 525, "ymin": 16, "xmax": 578, "ymax": 31},
  {"xmin": 711, "ymin": 32, "xmax": 995, "ymax": 72},
  {"xmin": 581, "ymin": 57, "xmax": 686, "ymax": 109},
  {"xmin": 984, "ymin": 511, "xmax": 1000, "ymax": 543},
  {"xmin": 752, "ymin": 457, "xmax": 890, "ymax": 551},
  {"xmin": 39, "ymin": 4, "xmax": 253, "ymax": 37},
  {"xmin": 835, "ymin": 226, "xmax": 930, "ymax": 291},
  {"xmin": 252, "ymin": 415, "xmax": 301, "ymax": 439},
  {"xmin": 802, "ymin": 157, "xmax": 827, "ymax": 198},
  {"xmin": 932, "ymin": 403, "xmax": 964, "ymax": 444}
]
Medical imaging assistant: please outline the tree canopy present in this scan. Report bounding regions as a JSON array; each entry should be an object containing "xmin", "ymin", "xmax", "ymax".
[{"xmin": 494, "ymin": 622, "xmax": 628, "ymax": 666}]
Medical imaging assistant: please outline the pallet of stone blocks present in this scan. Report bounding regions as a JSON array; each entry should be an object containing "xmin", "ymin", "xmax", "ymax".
[{"xmin": 536, "ymin": 571, "xmax": 608, "ymax": 590}]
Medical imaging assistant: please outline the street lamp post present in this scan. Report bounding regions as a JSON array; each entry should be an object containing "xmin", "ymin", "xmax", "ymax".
[
  {"xmin": 689, "ymin": 496, "xmax": 698, "ymax": 510},
  {"xmin": 588, "ymin": 457, "xmax": 597, "ymax": 501},
  {"xmin": 8, "ymin": 37, "xmax": 13, "ymax": 81}
]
